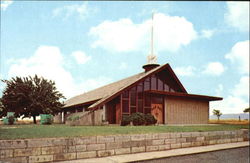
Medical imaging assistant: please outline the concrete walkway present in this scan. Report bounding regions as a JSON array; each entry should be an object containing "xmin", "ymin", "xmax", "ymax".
[{"xmin": 57, "ymin": 142, "xmax": 249, "ymax": 163}]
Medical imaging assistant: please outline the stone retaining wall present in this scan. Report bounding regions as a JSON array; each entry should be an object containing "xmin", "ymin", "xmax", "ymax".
[{"xmin": 0, "ymin": 129, "xmax": 249, "ymax": 163}]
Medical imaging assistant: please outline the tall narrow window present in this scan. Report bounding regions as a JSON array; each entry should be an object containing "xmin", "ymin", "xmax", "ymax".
[
  {"xmin": 144, "ymin": 77, "xmax": 150, "ymax": 90},
  {"xmin": 164, "ymin": 84, "xmax": 169, "ymax": 91},
  {"xmin": 158, "ymin": 78, "xmax": 163, "ymax": 91},
  {"xmin": 130, "ymin": 87, "xmax": 136, "ymax": 107},
  {"xmin": 138, "ymin": 100, "xmax": 143, "ymax": 113},
  {"xmin": 151, "ymin": 76, "xmax": 157, "ymax": 90},
  {"xmin": 122, "ymin": 100, "xmax": 129, "ymax": 113}
]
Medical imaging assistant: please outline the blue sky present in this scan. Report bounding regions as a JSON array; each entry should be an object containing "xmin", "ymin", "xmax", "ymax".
[{"xmin": 0, "ymin": 1, "xmax": 249, "ymax": 114}]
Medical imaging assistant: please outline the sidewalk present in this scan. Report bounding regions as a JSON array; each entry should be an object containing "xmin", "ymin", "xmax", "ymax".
[{"xmin": 57, "ymin": 142, "xmax": 249, "ymax": 163}]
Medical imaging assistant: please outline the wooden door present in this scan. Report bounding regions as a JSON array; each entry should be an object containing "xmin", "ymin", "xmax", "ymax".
[{"xmin": 151, "ymin": 104, "xmax": 163, "ymax": 124}]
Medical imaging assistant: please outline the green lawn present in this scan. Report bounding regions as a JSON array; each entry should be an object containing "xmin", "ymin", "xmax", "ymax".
[{"xmin": 0, "ymin": 124, "xmax": 248, "ymax": 140}]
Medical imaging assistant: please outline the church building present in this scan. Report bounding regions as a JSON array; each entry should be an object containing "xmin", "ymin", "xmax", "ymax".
[
  {"xmin": 61, "ymin": 14, "xmax": 222, "ymax": 125},
  {"xmin": 62, "ymin": 61, "xmax": 222, "ymax": 125}
]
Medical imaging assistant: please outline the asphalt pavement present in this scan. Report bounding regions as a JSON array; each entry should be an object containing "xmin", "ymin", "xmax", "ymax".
[{"xmin": 135, "ymin": 147, "xmax": 249, "ymax": 163}]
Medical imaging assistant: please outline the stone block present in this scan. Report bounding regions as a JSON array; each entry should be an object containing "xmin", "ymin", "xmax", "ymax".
[
  {"xmin": 200, "ymin": 132, "xmax": 209, "ymax": 137},
  {"xmin": 231, "ymin": 138, "xmax": 238, "ymax": 142},
  {"xmin": 106, "ymin": 142, "xmax": 122, "ymax": 150},
  {"xmin": 181, "ymin": 132, "xmax": 191, "ymax": 138},
  {"xmin": 75, "ymin": 145, "xmax": 87, "ymax": 152},
  {"xmin": 27, "ymin": 138, "xmax": 67, "ymax": 148},
  {"xmin": 146, "ymin": 145, "xmax": 158, "ymax": 152},
  {"xmin": 165, "ymin": 139, "xmax": 176, "ymax": 144},
  {"xmin": 191, "ymin": 132, "xmax": 200, "ymax": 137},
  {"xmin": 237, "ymin": 138, "xmax": 244, "ymax": 142},
  {"xmin": 152, "ymin": 139, "xmax": 164, "ymax": 145},
  {"xmin": 176, "ymin": 138, "xmax": 186, "ymax": 143},
  {"xmin": 159, "ymin": 144, "xmax": 170, "ymax": 150},
  {"xmin": 0, "ymin": 140, "xmax": 27, "ymax": 149},
  {"xmin": 29, "ymin": 155, "xmax": 53, "ymax": 163},
  {"xmin": 77, "ymin": 151, "xmax": 96, "ymax": 159},
  {"xmin": 146, "ymin": 133, "xmax": 159, "ymax": 140},
  {"xmin": 208, "ymin": 140, "xmax": 217, "ymax": 145},
  {"xmin": 181, "ymin": 142, "xmax": 192, "ymax": 148},
  {"xmin": 1, "ymin": 156, "xmax": 28, "ymax": 163},
  {"xmin": 0, "ymin": 149, "xmax": 13, "ymax": 158},
  {"xmin": 186, "ymin": 137, "xmax": 197, "ymax": 142},
  {"xmin": 216, "ymin": 131, "xmax": 225, "ymax": 136},
  {"xmin": 131, "ymin": 134, "xmax": 145, "ymax": 141},
  {"xmin": 122, "ymin": 140, "xmax": 146, "ymax": 148},
  {"xmin": 87, "ymin": 144, "xmax": 105, "ymax": 151},
  {"xmin": 41, "ymin": 146, "xmax": 65, "ymax": 155},
  {"xmin": 115, "ymin": 148, "xmax": 131, "ymax": 155},
  {"xmin": 97, "ymin": 150, "xmax": 114, "ymax": 157},
  {"xmin": 170, "ymin": 133, "xmax": 181, "ymax": 138},
  {"xmin": 131, "ymin": 146, "xmax": 145, "ymax": 153},
  {"xmin": 196, "ymin": 136, "xmax": 205, "ymax": 142},
  {"xmin": 170, "ymin": 143, "xmax": 181, "ymax": 149},
  {"xmin": 67, "ymin": 146, "xmax": 76, "ymax": 153},
  {"xmin": 74, "ymin": 137, "xmax": 96, "ymax": 145},
  {"xmin": 192, "ymin": 141, "xmax": 203, "ymax": 147},
  {"xmin": 97, "ymin": 136, "xmax": 114, "ymax": 143},
  {"xmin": 115, "ymin": 135, "xmax": 131, "ymax": 142},
  {"xmin": 158, "ymin": 133, "xmax": 170, "ymax": 139},
  {"xmin": 54, "ymin": 153, "xmax": 76, "ymax": 161},
  {"xmin": 14, "ymin": 148, "xmax": 41, "ymax": 157}
]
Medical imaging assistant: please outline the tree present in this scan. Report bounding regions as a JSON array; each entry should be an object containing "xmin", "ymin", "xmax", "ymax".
[
  {"xmin": 1, "ymin": 75, "xmax": 65, "ymax": 124},
  {"xmin": 213, "ymin": 109, "xmax": 222, "ymax": 120},
  {"xmin": 243, "ymin": 107, "xmax": 250, "ymax": 113}
]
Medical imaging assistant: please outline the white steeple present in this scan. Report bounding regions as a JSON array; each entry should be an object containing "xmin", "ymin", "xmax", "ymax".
[{"xmin": 147, "ymin": 12, "xmax": 157, "ymax": 64}]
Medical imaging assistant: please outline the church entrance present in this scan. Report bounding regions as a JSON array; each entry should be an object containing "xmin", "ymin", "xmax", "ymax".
[{"xmin": 151, "ymin": 103, "xmax": 163, "ymax": 124}]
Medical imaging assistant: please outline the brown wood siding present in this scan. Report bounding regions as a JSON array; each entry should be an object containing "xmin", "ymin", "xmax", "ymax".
[{"xmin": 165, "ymin": 97, "xmax": 209, "ymax": 124}]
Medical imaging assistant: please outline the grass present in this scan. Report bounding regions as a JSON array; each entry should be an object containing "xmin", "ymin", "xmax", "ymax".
[{"xmin": 0, "ymin": 123, "xmax": 249, "ymax": 140}]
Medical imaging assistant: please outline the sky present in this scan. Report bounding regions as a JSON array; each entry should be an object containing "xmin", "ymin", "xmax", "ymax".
[{"xmin": 0, "ymin": 1, "xmax": 249, "ymax": 114}]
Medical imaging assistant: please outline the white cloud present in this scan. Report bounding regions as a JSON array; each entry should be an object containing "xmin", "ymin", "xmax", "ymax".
[
  {"xmin": 1, "ymin": 0, "xmax": 13, "ymax": 11},
  {"xmin": 225, "ymin": 2, "xmax": 249, "ymax": 32},
  {"xmin": 7, "ymin": 46, "xmax": 111, "ymax": 99},
  {"xmin": 71, "ymin": 51, "xmax": 91, "ymax": 64},
  {"xmin": 203, "ymin": 62, "xmax": 225, "ymax": 76},
  {"xmin": 215, "ymin": 84, "xmax": 223, "ymax": 96},
  {"xmin": 174, "ymin": 66, "xmax": 196, "ymax": 76},
  {"xmin": 231, "ymin": 76, "xmax": 249, "ymax": 97},
  {"xmin": 225, "ymin": 40, "xmax": 249, "ymax": 75},
  {"xmin": 52, "ymin": 2, "xmax": 94, "ymax": 20},
  {"xmin": 119, "ymin": 62, "xmax": 128, "ymax": 70},
  {"xmin": 89, "ymin": 13, "xmax": 197, "ymax": 53},
  {"xmin": 211, "ymin": 76, "xmax": 249, "ymax": 114},
  {"xmin": 200, "ymin": 29, "xmax": 215, "ymax": 39}
]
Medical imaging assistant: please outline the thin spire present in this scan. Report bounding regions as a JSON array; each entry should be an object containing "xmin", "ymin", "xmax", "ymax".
[{"xmin": 147, "ymin": 12, "xmax": 157, "ymax": 64}]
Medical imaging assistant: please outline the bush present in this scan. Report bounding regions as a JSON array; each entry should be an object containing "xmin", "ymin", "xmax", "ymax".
[
  {"xmin": 43, "ymin": 116, "xmax": 53, "ymax": 125},
  {"xmin": 144, "ymin": 114, "xmax": 157, "ymax": 125},
  {"xmin": 8, "ymin": 115, "xmax": 15, "ymax": 125},
  {"xmin": 130, "ymin": 112, "xmax": 145, "ymax": 126},
  {"xmin": 120, "ymin": 115, "xmax": 131, "ymax": 126},
  {"xmin": 40, "ymin": 114, "xmax": 53, "ymax": 125}
]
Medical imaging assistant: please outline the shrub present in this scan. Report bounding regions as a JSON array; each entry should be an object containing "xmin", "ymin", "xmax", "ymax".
[
  {"xmin": 120, "ymin": 115, "xmax": 131, "ymax": 126},
  {"xmin": 8, "ymin": 115, "xmax": 15, "ymax": 125},
  {"xmin": 40, "ymin": 114, "xmax": 53, "ymax": 125},
  {"xmin": 43, "ymin": 116, "xmax": 53, "ymax": 125},
  {"xmin": 144, "ymin": 114, "xmax": 157, "ymax": 125},
  {"xmin": 130, "ymin": 112, "xmax": 145, "ymax": 126}
]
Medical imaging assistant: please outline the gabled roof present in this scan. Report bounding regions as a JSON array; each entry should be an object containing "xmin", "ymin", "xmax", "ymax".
[{"xmin": 64, "ymin": 63, "xmax": 187, "ymax": 109}]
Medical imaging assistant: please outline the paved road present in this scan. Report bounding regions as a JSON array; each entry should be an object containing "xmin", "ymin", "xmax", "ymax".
[{"xmin": 135, "ymin": 147, "xmax": 249, "ymax": 163}]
